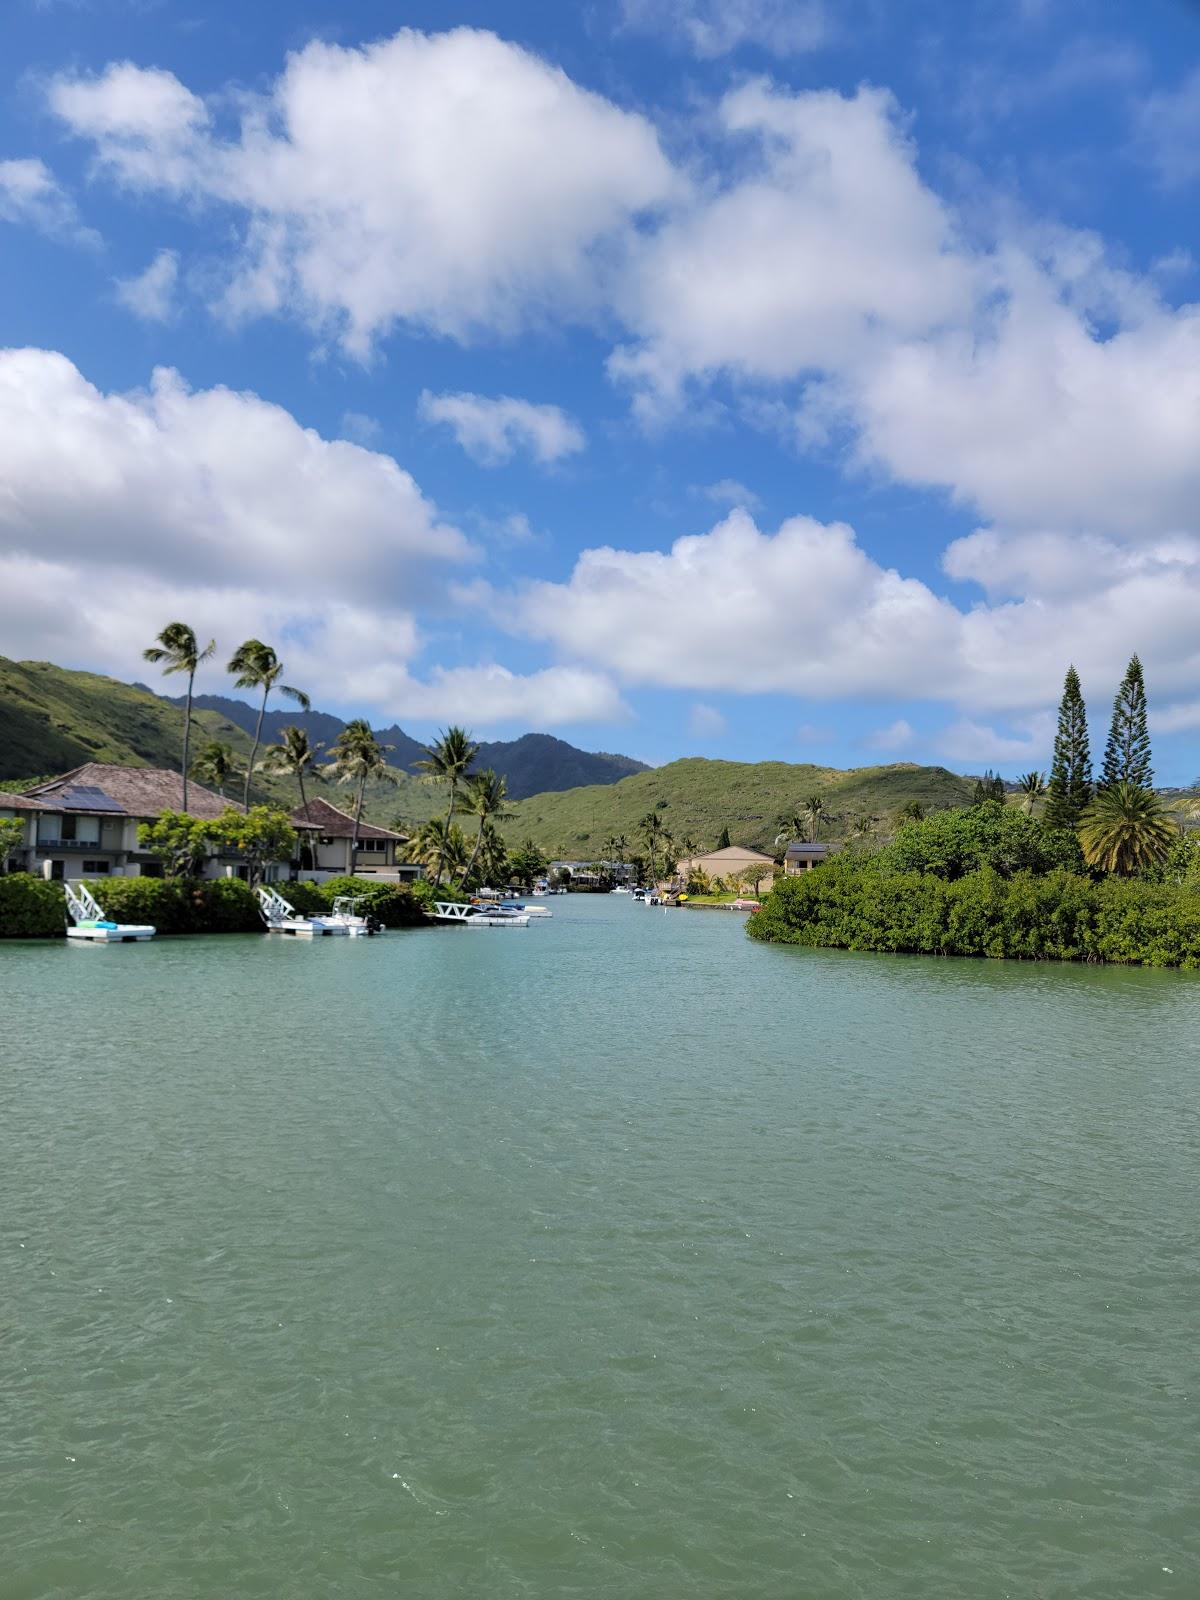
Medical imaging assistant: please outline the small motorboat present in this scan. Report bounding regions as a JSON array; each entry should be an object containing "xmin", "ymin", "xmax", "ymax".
[
  {"xmin": 324, "ymin": 895, "xmax": 384, "ymax": 936},
  {"xmin": 64, "ymin": 882, "xmax": 155, "ymax": 942},
  {"xmin": 256, "ymin": 886, "xmax": 348, "ymax": 937},
  {"xmin": 499, "ymin": 900, "xmax": 552, "ymax": 918},
  {"xmin": 431, "ymin": 901, "xmax": 530, "ymax": 927}
]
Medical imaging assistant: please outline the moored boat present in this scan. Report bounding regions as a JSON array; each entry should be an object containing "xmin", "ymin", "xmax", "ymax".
[
  {"xmin": 431, "ymin": 901, "xmax": 531, "ymax": 927},
  {"xmin": 64, "ymin": 882, "xmax": 155, "ymax": 942},
  {"xmin": 256, "ymin": 886, "xmax": 348, "ymax": 937},
  {"xmin": 324, "ymin": 895, "xmax": 383, "ymax": 936}
]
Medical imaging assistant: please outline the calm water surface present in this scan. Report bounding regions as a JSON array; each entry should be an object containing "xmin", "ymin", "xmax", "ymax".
[{"xmin": 3, "ymin": 895, "xmax": 1198, "ymax": 1598}]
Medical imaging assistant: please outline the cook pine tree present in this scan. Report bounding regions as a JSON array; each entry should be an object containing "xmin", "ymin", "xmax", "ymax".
[
  {"xmin": 1100, "ymin": 654, "xmax": 1153, "ymax": 791},
  {"xmin": 1044, "ymin": 665, "xmax": 1093, "ymax": 829}
]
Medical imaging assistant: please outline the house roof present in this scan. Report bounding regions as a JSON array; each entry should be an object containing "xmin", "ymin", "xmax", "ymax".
[
  {"xmin": 25, "ymin": 763, "xmax": 233, "ymax": 820},
  {"xmin": 0, "ymin": 791, "xmax": 52, "ymax": 812},
  {"xmin": 784, "ymin": 840, "xmax": 830, "ymax": 856},
  {"xmin": 679, "ymin": 845, "xmax": 775, "ymax": 865},
  {"xmin": 290, "ymin": 796, "xmax": 407, "ymax": 841}
]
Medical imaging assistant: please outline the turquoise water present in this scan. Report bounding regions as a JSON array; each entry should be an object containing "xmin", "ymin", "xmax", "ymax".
[{"xmin": 3, "ymin": 895, "xmax": 1198, "ymax": 1598}]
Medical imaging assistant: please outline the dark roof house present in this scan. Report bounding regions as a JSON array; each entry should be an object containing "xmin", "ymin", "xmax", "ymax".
[
  {"xmin": 25, "ymin": 763, "xmax": 234, "ymax": 821},
  {"xmin": 289, "ymin": 797, "xmax": 408, "ymax": 841}
]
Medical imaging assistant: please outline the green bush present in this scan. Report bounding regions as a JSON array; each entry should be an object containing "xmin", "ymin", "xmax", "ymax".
[
  {"xmin": 309, "ymin": 874, "xmax": 448, "ymax": 927},
  {"xmin": 880, "ymin": 799, "xmax": 1084, "ymax": 880},
  {"xmin": 747, "ymin": 859, "xmax": 1200, "ymax": 967},
  {"xmin": 90, "ymin": 876, "xmax": 261, "ymax": 934},
  {"xmin": 0, "ymin": 872, "xmax": 67, "ymax": 937}
]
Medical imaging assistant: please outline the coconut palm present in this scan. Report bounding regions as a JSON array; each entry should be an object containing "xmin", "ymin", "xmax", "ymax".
[
  {"xmin": 259, "ymin": 725, "xmax": 322, "ymax": 819},
  {"xmin": 416, "ymin": 726, "xmax": 479, "ymax": 885},
  {"xmin": 803, "ymin": 795, "xmax": 829, "ymax": 843},
  {"xmin": 405, "ymin": 817, "xmax": 470, "ymax": 881},
  {"xmin": 457, "ymin": 769, "xmax": 514, "ymax": 887},
  {"xmin": 637, "ymin": 810, "xmax": 665, "ymax": 881},
  {"xmin": 1078, "ymin": 781, "xmax": 1177, "ymax": 875},
  {"xmin": 774, "ymin": 811, "xmax": 806, "ymax": 847},
  {"xmin": 1017, "ymin": 771, "xmax": 1047, "ymax": 815},
  {"xmin": 143, "ymin": 622, "xmax": 215, "ymax": 812},
  {"xmin": 191, "ymin": 740, "xmax": 239, "ymax": 798},
  {"xmin": 323, "ymin": 719, "xmax": 395, "ymax": 860},
  {"xmin": 227, "ymin": 639, "xmax": 309, "ymax": 808},
  {"xmin": 476, "ymin": 820, "xmax": 510, "ymax": 886}
]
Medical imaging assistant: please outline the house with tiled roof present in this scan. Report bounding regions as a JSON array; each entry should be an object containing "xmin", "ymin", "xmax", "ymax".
[
  {"xmin": 1, "ymin": 763, "xmax": 256, "ymax": 882},
  {"xmin": 289, "ymin": 796, "xmax": 417, "ymax": 880}
]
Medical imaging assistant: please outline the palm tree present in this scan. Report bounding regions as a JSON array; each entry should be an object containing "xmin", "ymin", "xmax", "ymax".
[
  {"xmin": 259, "ymin": 725, "xmax": 322, "ymax": 817},
  {"xmin": 1018, "ymin": 771, "xmax": 1046, "ymax": 815},
  {"xmin": 1078, "ymin": 781, "xmax": 1177, "ymax": 875},
  {"xmin": 227, "ymin": 639, "xmax": 309, "ymax": 809},
  {"xmin": 774, "ymin": 811, "xmax": 806, "ymax": 847},
  {"xmin": 405, "ymin": 817, "xmax": 470, "ymax": 881},
  {"xmin": 637, "ymin": 810, "xmax": 665, "ymax": 882},
  {"xmin": 143, "ymin": 622, "xmax": 215, "ymax": 812},
  {"xmin": 191, "ymin": 739, "xmax": 239, "ymax": 798},
  {"xmin": 803, "ymin": 795, "xmax": 828, "ymax": 843},
  {"xmin": 678, "ymin": 832, "xmax": 699, "ymax": 877},
  {"xmin": 323, "ymin": 719, "xmax": 395, "ymax": 862},
  {"xmin": 457, "ymin": 769, "xmax": 514, "ymax": 886},
  {"xmin": 898, "ymin": 800, "xmax": 926, "ymax": 825},
  {"xmin": 416, "ymin": 726, "xmax": 479, "ymax": 885}
]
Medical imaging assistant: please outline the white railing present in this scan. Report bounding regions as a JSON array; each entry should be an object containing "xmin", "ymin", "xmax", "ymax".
[
  {"xmin": 256, "ymin": 885, "xmax": 298, "ymax": 925},
  {"xmin": 63, "ymin": 881, "xmax": 104, "ymax": 924}
]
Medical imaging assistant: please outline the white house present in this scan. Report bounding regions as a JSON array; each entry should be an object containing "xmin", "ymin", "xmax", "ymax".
[{"xmin": 290, "ymin": 797, "xmax": 418, "ymax": 881}]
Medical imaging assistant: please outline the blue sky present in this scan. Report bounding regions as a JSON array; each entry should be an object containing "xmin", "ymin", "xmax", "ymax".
[{"xmin": 1, "ymin": 0, "xmax": 1198, "ymax": 779}]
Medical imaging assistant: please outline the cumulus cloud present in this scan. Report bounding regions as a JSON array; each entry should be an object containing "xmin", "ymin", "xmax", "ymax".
[
  {"xmin": 0, "ymin": 157, "xmax": 96, "ymax": 244},
  {"xmin": 50, "ymin": 31, "xmax": 676, "ymax": 355},
  {"xmin": 386, "ymin": 664, "xmax": 626, "ymax": 726},
  {"xmin": 699, "ymin": 478, "xmax": 762, "ymax": 509},
  {"xmin": 505, "ymin": 508, "xmax": 1200, "ymax": 716},
  {"xmin": 418, "ymin": 391, "xmax": 585, "ymax": 465},
  {"xmin": 619, "ymin": 0, "xmax": 829, "ymax": 57},
  {"xmin": 867, "ymin": 719, "xmax": 914, "ymax": 751},
  {"xmin": 1136, "ymin": 67, "xmax": 1200, "ymax": 188},
  {"xmin": 115, "ymin": 248, "xmax": 178, "ymax": 320}
]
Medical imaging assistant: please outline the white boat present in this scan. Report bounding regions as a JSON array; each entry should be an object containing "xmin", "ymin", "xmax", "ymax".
[
  {"xmin": 612, "ymin": 885, "xmax": 632, "ymax": 895},
  {"xmin": 64, "ymin": 882, "xmax": 155, "ymax": 942},
  {"xmin": 256, "ymin": 886, "xmax": 348, "ymax": 937},
  {"xmin": 500, "ymin": 900, "xmax": 552, "ymax": 918},
  {"xmin": 431, "ymin": 901, "xmax": 530, "ymax": 927},
  {"xmin": 324, "ymin": 895, "xmax": 383, "ymax": 936}
]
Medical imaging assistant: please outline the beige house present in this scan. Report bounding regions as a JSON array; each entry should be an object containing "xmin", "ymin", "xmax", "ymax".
[
  {"xmin": 675, "ymin": 844, "xmax": 776, "ymax": 889},
  {"xmin": 290, "ymin": 797, "xmax": 418, "ymax": 881},
  {"xmin": 783, "ymin": 841, "xmax": 830, "ymax": 874},
  {"xmin": 3, "ymin": 763, "xmax": 257, "ymax": 881}
]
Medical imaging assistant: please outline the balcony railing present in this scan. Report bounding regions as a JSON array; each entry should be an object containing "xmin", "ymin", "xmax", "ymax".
[{"xmin": 35, "ymin": 838, "xmax": 123, "ymax": 853}]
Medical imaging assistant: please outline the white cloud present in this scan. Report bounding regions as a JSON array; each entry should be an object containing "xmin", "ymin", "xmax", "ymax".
[
  {"xmin": 0, "ymin": 157, "xmax": 96, "ymax": 244},
  {"xmin": 418, "ymin": 391, "xmax": 585, "ymax": 465},
  {"xmin": 700, "ymin": 478, "xmax": 762, "ymax": 510},
  {"xmin": 340, "ymin": 410, "xmax": 381, "ymax": 445},
  {"xmin": 504, "ymin": 508, "xmax": 1200, "ymax": 717},
  {"xmin": 935, "ymin": 715, "xmax": 1054, "ymax": 767},
  {"xmin": 688, "ymin": 702, "xmax": 727, "ymax": 737},
  {"xmin": 619, "ymin": 0, "xmax": 829, "ymax": 57},
  {"xmin": 385, "ymin": 664, "xmax": 625, "ymax": 727},
  {"xmin": 1136, "ymin": 67, "xmax": 1200, "ymax": 188},
  {"xmin": 867, "ymin": 718, "xmax": 914, "ymax": 751},
  {"xmin": 50, "ymin": 31, "xmax": 676, "ymax": 355},
  {"xmin": 115, "ymin": 248, "xmax": 178, "ymax": 320},
  {"xmin": 611, "ymin": 82, "xmax": 975, "ymax": 410}
]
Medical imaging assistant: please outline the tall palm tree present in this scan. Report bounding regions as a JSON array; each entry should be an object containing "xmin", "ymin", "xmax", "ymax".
[
  {"xmin": 227, "ymin": 639, "xmax": 309, "ymax": 809},
  {"xmin": 1078, "ymin": 781, "xmax": 1177, "ymax": 875},
  {"xmin": 774, "ymin": 811, "xmax": 806, "ymax": 847},
  {"xmin": 143, "ymin": 622, "xmax": 215, "ymax": 812},
  {"xmin": 416, "ymin": 726, "xmax": 479, "ymax": 885},
  {"xmin": 1018, "ymin": 771, "xmax": 1047, "ymax": 815},
  {"xmin": 259, "ymin": 725, "xmax": 322, "ymax": 817},
  {"xmin": 191, "ymin": 740, "xmax": 238, "ymax": 798},
  {"xmin": 678, "ymin": 832, "xmax": 699, "ymax": 876},
  {"xmin": 457, "ymin": 769, "xmax": 514, "ymax": 887},
  {"xmin": 323, "ymin": 719, "xmax": 395, "ymax": 862},
  {"xmin": 637, "ymin": 810, "xmax": 665, "ymax": 882},
  {"xmin": 803, "ymin": 795, "xmax": 828, "ymax": 843}
]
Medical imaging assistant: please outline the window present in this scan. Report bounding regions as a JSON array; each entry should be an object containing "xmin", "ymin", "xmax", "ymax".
[
  {"xmin": 82, "ymin": 860, "xmax": 109, "ymax": 874},
  {"xmin": 356, "ymin": 838, "xmax": 387, "ymax": 854}
]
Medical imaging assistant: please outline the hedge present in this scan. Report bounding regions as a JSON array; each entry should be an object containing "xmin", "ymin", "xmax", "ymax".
[
  {"xmin": 746, "ymin": 860, "xmax": 1200, "ymax": 968},
  {"xmin": 0, "ymin": 871, "xmax": 459, "ymax": 938}
]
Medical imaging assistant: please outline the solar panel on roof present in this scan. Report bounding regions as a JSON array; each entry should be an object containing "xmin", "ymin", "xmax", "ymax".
[{"xmin": 54, "ymin": 785, "xmax": 126, "ymax": 812}]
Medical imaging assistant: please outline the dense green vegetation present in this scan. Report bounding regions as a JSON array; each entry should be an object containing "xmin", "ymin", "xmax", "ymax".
[
  {"xmin": 506, "ymin": 757, "xmax": 975, "ymax": 856},
  {"xmin": 0, "ymin": 870, "xmax": 454, "ymax": 937},
  {"xmin": 747, "ymin": 860, "xmax": 1200, "ymax": 966}
]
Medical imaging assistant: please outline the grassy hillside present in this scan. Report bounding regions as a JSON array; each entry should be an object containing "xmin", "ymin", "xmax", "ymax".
[{"xmin": 506, "ymin": 758, "xmax": 976, "ymax": 856}]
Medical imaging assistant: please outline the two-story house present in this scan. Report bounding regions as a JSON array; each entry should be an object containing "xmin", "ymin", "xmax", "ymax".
[{"xmin": 290, "ymin": 797, "xmax": 417, "ymax": 881}]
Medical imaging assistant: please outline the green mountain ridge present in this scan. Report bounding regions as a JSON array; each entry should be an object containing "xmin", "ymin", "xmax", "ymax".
[{"xmin": 507, "ymin": 757, "xmax": 976, "ymax": 856}]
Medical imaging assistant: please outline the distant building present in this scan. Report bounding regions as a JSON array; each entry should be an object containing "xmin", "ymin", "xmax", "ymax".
[
  {"xmin": 290, "ymin": 797, "xmax": 417, "ymax": 880},
  {"xmin": 676, "ymin": 844, "xmax": 776, "ymax": 887},
  {"xmin": 783, "ymin": 841, "xmax": 830, "ymax": 874}
]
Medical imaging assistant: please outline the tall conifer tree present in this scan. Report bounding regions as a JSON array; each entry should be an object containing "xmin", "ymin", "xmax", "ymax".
[
  {"xmin": 1044, "ymin": 665, "xmax": 1093, "ymax": 829},
  {"xmin": 1100, "ymin": 654, "xmax": 1153, "ymax": 791}
]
